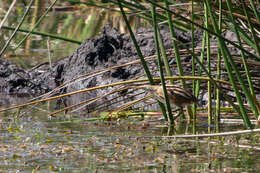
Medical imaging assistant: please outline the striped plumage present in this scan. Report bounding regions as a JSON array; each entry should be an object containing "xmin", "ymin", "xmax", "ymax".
[{"xmin": 137, "ymin": 85, "xmax": 197, "ymax": 108}]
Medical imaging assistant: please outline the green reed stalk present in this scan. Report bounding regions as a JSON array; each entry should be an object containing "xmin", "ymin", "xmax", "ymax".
[
  {"xmin": 157, "ymin": 30, "xmax": 173, "ymax": 84},
  {"xmin": 191, "ymin": 0, "xmax": 196, "ymax": 132},
  {"xmin": 215, "ymin": 0, "xmax": 223, "ymax": 131},
  {"xmin": 163, "ymin": 0, "xmax": 185, "ymax": 88},
  {"xmin": 117, "ymin": 0, "xmax": 153, "ymax": 84},
  {"xmin": 14, "ymin": 0, "xmax": 58, "ymax": 50},
  {"xmin": 151, "ymin": 4, "xmax": 174, "ymax": 124},
  {"xmin": 204, "ymin": 0, "xmax": 252, "ymax": 128},
  {"xmin": 1, "ymin": 25, "xmax": 82, "ymax": 44},
  {"xmin": 195, "ymin": 31, "xmax": 206, "ymax": 99},
  {"xmin": 224, "ymin": 21, "xmax": 258, "ymax": 53},
  {"xmin": 111, "ymin": 0, "xmax": 153, "ymax": 21},
  {"xmin": 191, "ymin": 0, "xmax": 195, "ymax": 87},
  {"xmin": 163, "ymin": 0, "xmax": 194, "ymax": 122},
  {"xmin": 114, "ymin": 0, "xmax": 189, "ymax": 32},
  {"xmin": 151, "ymin": 2, "xmax": 246, "ymax": 126},
  {"xmin": 204, "ymin": 2, "xmax": 212, "ymax": 130},
  {"xmin": 160, "ymin": 29, "xmax": 246, "ymax": 128},
  {"xmin": 249, "ymin": 0, "xmax": 260, "ymax": 23},
  {"xmin": 117, "ymin": 0, "xmax": 168, "ymax": 120},
  {"xmin": 0, "ymin": 0, "xmax": 17, "ymax": 29},
  {"xmin": 146, "ymin": 0, "xmax": 260, "ymax": 61},
  {"xmin": 241, "ymin": 1, "xmax": 260, "ymax": 57},
  {"xmin": 226, "ymin": 0, "xmax": 258, "ymax": 116},
  {"xmin": 0, "ymin": 0, "xmax": 34, "ymax": 57}
]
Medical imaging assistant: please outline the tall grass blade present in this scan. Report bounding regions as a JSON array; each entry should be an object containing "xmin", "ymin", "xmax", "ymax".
[
  {"xmin": 191, "ymin": 0, "xmax": 197, "ymax": 132},
  {"xmin": 204, "ymin": 0, "xmax": 253, "ymax": 128},
  {"xmin": 226, "ymin": 0, "xmax": 259, "ymax": 117},
  {"xmin": 163, "ymin": 0, "xmax": 185, "ymax": 88},
  {"xmin": 0, "ymin": 0, "xmax": 17, "ymax": 29},
  {"xmin": 116, "ymin": 0, "xmax": 153, "ymax": 84},
  {"xmin": 151, "ymin": 4, "xmax": 174, "ymax": 124},
  {"xmin": 163, "ymin": 0, "xmax": 194, "ymax": 121},
  {"xmin": 157, "ymin": 29, "xmax": 173, "ymax": 84},
  {"xmin": 249, "ymin": 0, "xmax": 260, "ymax": 30},
  {"xmin": 241, "ymin": 1, "xmax": 260, "ymax": 56},
  {"xmin": 146, "ymin": 0, "xmax": 260, "ymax": 61},
  {"xmin": 14, "ymin": 0, "xmax": 59, "ymax": 50},
  {"xmin": 117, "ymin": 0, "xmax": 168, "ymax": 120},
  {"xmin": 0, "ymin": 0, "xmax": 34, "ymax": 57},
  {"xmin": 136, "ymin": 0, "xmax": 253, "ymax": 127},
  {"xmin": 215, "ymin": 0, "xmax": 223, "ymax": 131},
  {"xmin": 204, "ymin": 2, "xmax": 212, "ymax": 130}
]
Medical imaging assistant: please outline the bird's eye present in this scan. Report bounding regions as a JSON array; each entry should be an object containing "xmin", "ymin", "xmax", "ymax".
[{"xmin": 170, "ymin": 91, "xmax": 175, "ymax": 95}]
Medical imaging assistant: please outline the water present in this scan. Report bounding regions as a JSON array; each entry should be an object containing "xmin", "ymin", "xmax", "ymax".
[{"xmin": 0, "ymin": 108, "xmax": 259, "ymax": 172}]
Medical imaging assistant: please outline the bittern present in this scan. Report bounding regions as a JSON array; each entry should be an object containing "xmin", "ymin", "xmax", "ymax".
[{"xmin": 136, "ymin": 84, "xmax": 197, "ymax": 120}]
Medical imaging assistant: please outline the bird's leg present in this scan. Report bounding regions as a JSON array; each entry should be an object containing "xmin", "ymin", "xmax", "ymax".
[
  {"xmin": 148, "ymin": 108, "xmax": 182, "ymax": 123},
  {"xmin": 173, "ymin": 107, "xmax": 183, "ymax": 120}
]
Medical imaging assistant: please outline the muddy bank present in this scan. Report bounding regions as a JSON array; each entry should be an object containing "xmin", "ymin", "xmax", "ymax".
[
  {"xmin": 0, "ymin": 25, "xmax": 259, "ymax": 111},
  {"xmin": 0, "ymin": 26, "xmax": 200, "ymax": 110}
]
